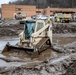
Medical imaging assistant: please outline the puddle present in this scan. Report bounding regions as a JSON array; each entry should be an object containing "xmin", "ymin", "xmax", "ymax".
[
  {"xmin": 0, "ymin": 58, "xmax": 28, "ymax": 67},
  {"xmin": 0, "ymin": 37, "xmax": 19, "ymax": 52},
  {"xmin": 0, "ymin": 59, "xmax": 7, "ymax": 67}
]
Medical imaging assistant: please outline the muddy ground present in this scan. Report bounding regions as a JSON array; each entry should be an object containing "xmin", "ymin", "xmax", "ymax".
[
  {"xmin": 0, "ymin": 19, "xmax": 76, "ymax": 75},
  {"xmin": 53, "ymin": 23, "xmax": 76, "ymax": 33}
]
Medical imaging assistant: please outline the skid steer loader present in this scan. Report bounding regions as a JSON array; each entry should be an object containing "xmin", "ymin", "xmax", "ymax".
[{"xmin": 2, "ymin": 19, "xmax": 52, "ymax": 57}]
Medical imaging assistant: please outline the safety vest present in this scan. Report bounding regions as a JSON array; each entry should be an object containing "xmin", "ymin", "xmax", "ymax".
[
  {"xmin": 48, "ymin": 18, "xmax": 50, "ymax": 21},
  {"xmin": 57, "ymin": 18, "xmax": 60, "ymax": 22}
]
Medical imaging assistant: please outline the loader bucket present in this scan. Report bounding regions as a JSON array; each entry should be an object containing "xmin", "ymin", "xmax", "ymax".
[
  {"xmin": 2, "ymin": 42, "xmax": 34, "ymax": 53},
  {"xmin": 2, "ymin": 37, "xmax": 51, "ymax": 58}
]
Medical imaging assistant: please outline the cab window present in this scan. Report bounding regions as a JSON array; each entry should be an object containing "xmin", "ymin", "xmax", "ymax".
[{"xmin": 36, "ymin": 22, "xmax": 44, "ymax": 31}]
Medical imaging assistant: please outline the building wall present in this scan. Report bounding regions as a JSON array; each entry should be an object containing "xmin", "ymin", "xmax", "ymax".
[
  {"xmin": 36, "ymin": 9, "xmax": 44, "ymax": 14},
  {"xmin": 2, "ymin": 4, "xmax": 36, "ymax": 19},
  {"xmin": 15, "ymin": 5, "xmax": 36, "ymax": 17},
  {"xmin": 2, "ymin": 4, "xmax": 76, "ymax": 19},
  {"xmin": 2, "ymin": 4, "xmax": 15, "ymax": 19},
  {"xmin": 45, "ymin": 8, "xmax": 51, "ymax": 16},
  {"xmin": 47, "ymin": 8, "xmax": 76, "ymax": 16}
]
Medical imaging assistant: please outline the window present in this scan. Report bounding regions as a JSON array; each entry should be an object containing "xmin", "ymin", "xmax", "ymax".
[
  {"xmin": 36, "ymin": 11, "xmax": 41, "ymax": 13},
  {"xmin": 16, "ymin": 8, "xmax": 22, "ymax": 11}
]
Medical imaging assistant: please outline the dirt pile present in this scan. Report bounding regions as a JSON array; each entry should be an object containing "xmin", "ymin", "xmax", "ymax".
[
  {"xmin": 0, "ymin": 24, "xmax": 24, "ymax": 36},
  {"xmin": 0, "ymin": 20, "xmax": 76, "ymax": 36},
  {"xmin": 53, "ymin": 24, "xmax": 76, "ymax": 33}
]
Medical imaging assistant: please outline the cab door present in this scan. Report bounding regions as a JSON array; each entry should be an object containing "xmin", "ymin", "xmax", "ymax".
[{"xmin": 24, "ymin": 20, "xmax": 35, "ymax": 40}]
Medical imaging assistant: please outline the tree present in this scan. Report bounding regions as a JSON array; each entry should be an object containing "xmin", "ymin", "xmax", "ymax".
[{"xmin": 8, "ymin": 0, "xmax": 76, "ymax": 8}]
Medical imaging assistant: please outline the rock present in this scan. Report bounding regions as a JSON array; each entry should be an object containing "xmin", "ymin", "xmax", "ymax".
[{"xmin": 45, "ymin": 66, "xmax": 56, "ymax": 73}]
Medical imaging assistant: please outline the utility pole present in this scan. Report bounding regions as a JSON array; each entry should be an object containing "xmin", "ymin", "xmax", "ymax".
[
  {"xmin": 38, "ymin": 0, "xmax": 39, "ymax": 14},
  {"xmin": 72, "ymin": 0, "xmax": 73, "ymax": 8}
]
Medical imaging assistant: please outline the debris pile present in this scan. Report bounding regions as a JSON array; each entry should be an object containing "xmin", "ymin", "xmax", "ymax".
[
  {"xmin": 0, "ymin": 23, "xmax": 24, "ymax": 36},
  {"xmin": 53, "ymin": 24, "xmax": 76, "ymax": 33},
  {"xmin": 0, "ymin": 20, "xmax": 76, "ymax": 36}
]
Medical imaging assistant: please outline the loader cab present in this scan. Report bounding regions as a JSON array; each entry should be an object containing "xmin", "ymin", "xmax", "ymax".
[
  {"xmin": 19, "ymin": 19, "xmax": 52, "ymax": 47},
  {"xmin": 24, "ymin": 20, "xmax": 45, "ymax": 40}
]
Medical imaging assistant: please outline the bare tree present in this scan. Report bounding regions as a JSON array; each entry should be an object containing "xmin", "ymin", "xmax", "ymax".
[{"xmin": 8, "ymin": 0, "xmax": 76, "ymax": 8}]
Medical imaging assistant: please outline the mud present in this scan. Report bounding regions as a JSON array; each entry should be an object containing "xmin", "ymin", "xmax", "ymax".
[
  {"xmin": 0, "ymin": 20, "xmax": 24, "ymax": 36},
  {"xmin": 0, "ymin": 20, "xmax": 76, "ymax": 75},
  {"xmin": 0, "ymin": 20, "xmax": 76, "ymax": 36},
  {"xmin": 0, "ymin": 34, "xmax": 75, "ymax": 75},
  {"xmin": 53, "ymin": 23, "xmax": 76, "ymax": 33},
  {"xmin": 64, "ymin": 60, "xmax": 76, "ymax": 75}
]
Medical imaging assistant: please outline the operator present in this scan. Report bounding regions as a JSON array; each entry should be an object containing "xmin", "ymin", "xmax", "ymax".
[
  {"xmin": 57, "ymin": 17, "xmax": 60, "ymax": 22},
  {"xmin": 13, "ymin": 13, "xmax": 17, "ymax": 19}
]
